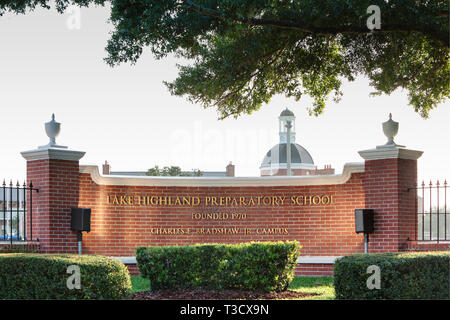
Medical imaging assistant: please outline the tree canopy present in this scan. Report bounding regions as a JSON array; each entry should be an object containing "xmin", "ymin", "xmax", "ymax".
[
  {"xmin": 146, "ymin": 165, "xmax": 203, "ymax": 176},
  {"xmin": 1, "ymin": 0, "xmax": 448, "ymax": 118}
]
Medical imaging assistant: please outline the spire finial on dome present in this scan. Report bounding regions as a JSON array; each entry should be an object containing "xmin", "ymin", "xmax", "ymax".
[{"xmin": 280, "ymin": 108, "xmax": 295, "ymax": 117}]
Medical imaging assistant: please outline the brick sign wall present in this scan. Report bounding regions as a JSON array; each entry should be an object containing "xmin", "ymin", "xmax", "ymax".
[
  {"xmin": 21, "ymin": 143, "xmax": 429, "ymax": 276},
  {"xmin": 78, "ymin": 171, "xmax": 366, "ymax": 257}
]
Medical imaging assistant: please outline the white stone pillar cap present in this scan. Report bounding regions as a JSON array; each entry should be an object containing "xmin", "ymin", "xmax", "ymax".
[
  {"xmin": 21, "ymin": 147, "xmax": 85, "ymax": 161},
  {"xmin": 358, "ymin": 145, "xmax": 423, "ymax": 161}
]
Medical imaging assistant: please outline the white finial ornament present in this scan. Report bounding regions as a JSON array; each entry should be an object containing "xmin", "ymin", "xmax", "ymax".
[
  {"xmin": 46, "ymin": 113, "xmax": 59, "ymax": 146},
  {"xmin": 383, "ymin": 113, "xmax": 397, "ymax": 145},
  {"xmin": 21, "ymin": 113, "xmax": 86, "ymax": 161},
  {"xmin": 39, "ymin": 114, "xmax": 68, "ymax": 149},
  {"xmin": 358, "ymin": 113, "xmax": 423, "ymax": 161},
  {"xmin": 379, "ymin": 113, "xmax": 405, "ymax": 148}
]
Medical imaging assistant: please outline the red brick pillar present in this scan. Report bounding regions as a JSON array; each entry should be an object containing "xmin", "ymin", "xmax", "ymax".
[
  {"xmin": 359, "ymin": 147, "xmax": 423, "ymax": 253},
  {"xmin": 21, "ymin": 148, "xmax": 85, "ymax": 253}
]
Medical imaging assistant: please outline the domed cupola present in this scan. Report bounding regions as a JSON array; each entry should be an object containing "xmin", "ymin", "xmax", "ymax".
[
  {"xmin": 260, "ymin": 109, "xmax": 316, "ymax": 176},
  {"xmin": 279, "ymin": 108, "xmax": 296, "ymax": 143}
]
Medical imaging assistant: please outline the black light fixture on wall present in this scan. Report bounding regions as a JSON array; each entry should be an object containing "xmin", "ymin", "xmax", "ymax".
[
  {"xmin": 355, "ymin": 209, "xmax": 374, "ymax": 253},
  {"xmin": 71, "ymin": 208, "xmax": 91, "ymax": 254}
]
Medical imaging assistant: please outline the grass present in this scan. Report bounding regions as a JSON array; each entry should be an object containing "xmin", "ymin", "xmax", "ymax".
[
  {"xmin": 131, "ymin": 275, "xmax": 151, "ymax": 293},
  {"xmin": 288, "ymin": 276, "xmax": 335, "ymax": 300},
  {"xmin": 130, "ymin": 275, "xmax": 335, "ymax": 300}
]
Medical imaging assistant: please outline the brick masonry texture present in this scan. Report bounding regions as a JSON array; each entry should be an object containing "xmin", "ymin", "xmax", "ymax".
[
  {"xmin": 295, "ymin": 264, "xmax": 334, "ymax": 277},
  {"xmin": 362, "ymin": 158, "xmax": 418, "ymax": 253},
  {"xmin": 26, "ymin": 159, "xmax": 80, "ymax": 254},
  {"xmin": 26, "ymin": 156, "xmax": 445, "ymax": 276},
  {"xmin": 78, "ymin": 173, "xmax": 366, "ymax": 257},
  {"xmin": 126, "ymin": 264, "xmax": 139, "ymax": 276}
]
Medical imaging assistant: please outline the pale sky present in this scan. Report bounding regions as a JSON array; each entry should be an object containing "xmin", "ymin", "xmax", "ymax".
[{"xmin": 0, "ymin": 4, "xmax": 449, "ymax": 184}]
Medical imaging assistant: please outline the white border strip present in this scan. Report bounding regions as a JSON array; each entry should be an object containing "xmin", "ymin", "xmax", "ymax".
[
  {"xmin": 113, "ymin": 256, "xmax": 137, "ymax": 264},
  {"xmin": 111, "ymin": 256, "xmax": 342, "ymax": 265},
  {"xmin": 297, "ymin": 256, "xmax": 341, "ymax": 264},
  {"xmin": 81, "ymin": 162, "xmax": 364, "ymax": 187},
  {"xmin": 0, "ymin": 241, "xmax": 35, "ymax": 245}
]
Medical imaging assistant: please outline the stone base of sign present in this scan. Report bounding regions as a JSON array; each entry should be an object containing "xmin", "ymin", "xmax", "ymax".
[
  {"xmin": 118, "ymin": 256, "xmax": 340, "ymax": 277},
  {"xmin": 295, "ymin": 264, "xmax": 334, "ymax": 277},
  {"xmin": 404, "ymin": 241, "xmax": 450, "ymax": 252},
  {"xmin": 123, "ymin": 263, "xmax": 336, "ymax": 277},
  {"xmin": 0, "ymin": 242, "xmax": 41, "ymax": 253}
]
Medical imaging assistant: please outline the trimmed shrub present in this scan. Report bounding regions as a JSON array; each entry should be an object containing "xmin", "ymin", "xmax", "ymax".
[
  {"xmin": 334, "ymin": 251, "xmax": 450, "ymax": 299},
  {"xmin": 0, "ymin": 254, "xmax": 132, "ymax": 299},
  {"xmin": 136, "ymin": 241, "xmax": 301, "ymax": 292}
]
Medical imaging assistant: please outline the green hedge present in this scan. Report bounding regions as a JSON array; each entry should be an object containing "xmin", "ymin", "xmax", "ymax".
[
  {"xmin": 334, "ymin": 251, "xmax": 450, "ymax": 299},
  {"xmin": 0, "ymin": 254, "xmax": 132, "ymax": 299},
  {"xmin": 136, "ymin": 241, "xmax": 301, "ymax": 292}
]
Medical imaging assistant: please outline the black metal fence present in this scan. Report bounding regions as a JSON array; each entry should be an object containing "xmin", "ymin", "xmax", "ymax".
[
  {"xmin": 409, "ymin": 180, "xmax": 449, "ymax": 242},
  {"xmin": 1, "ymin": 180, "xmax": 39, "ymax": 243}
]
